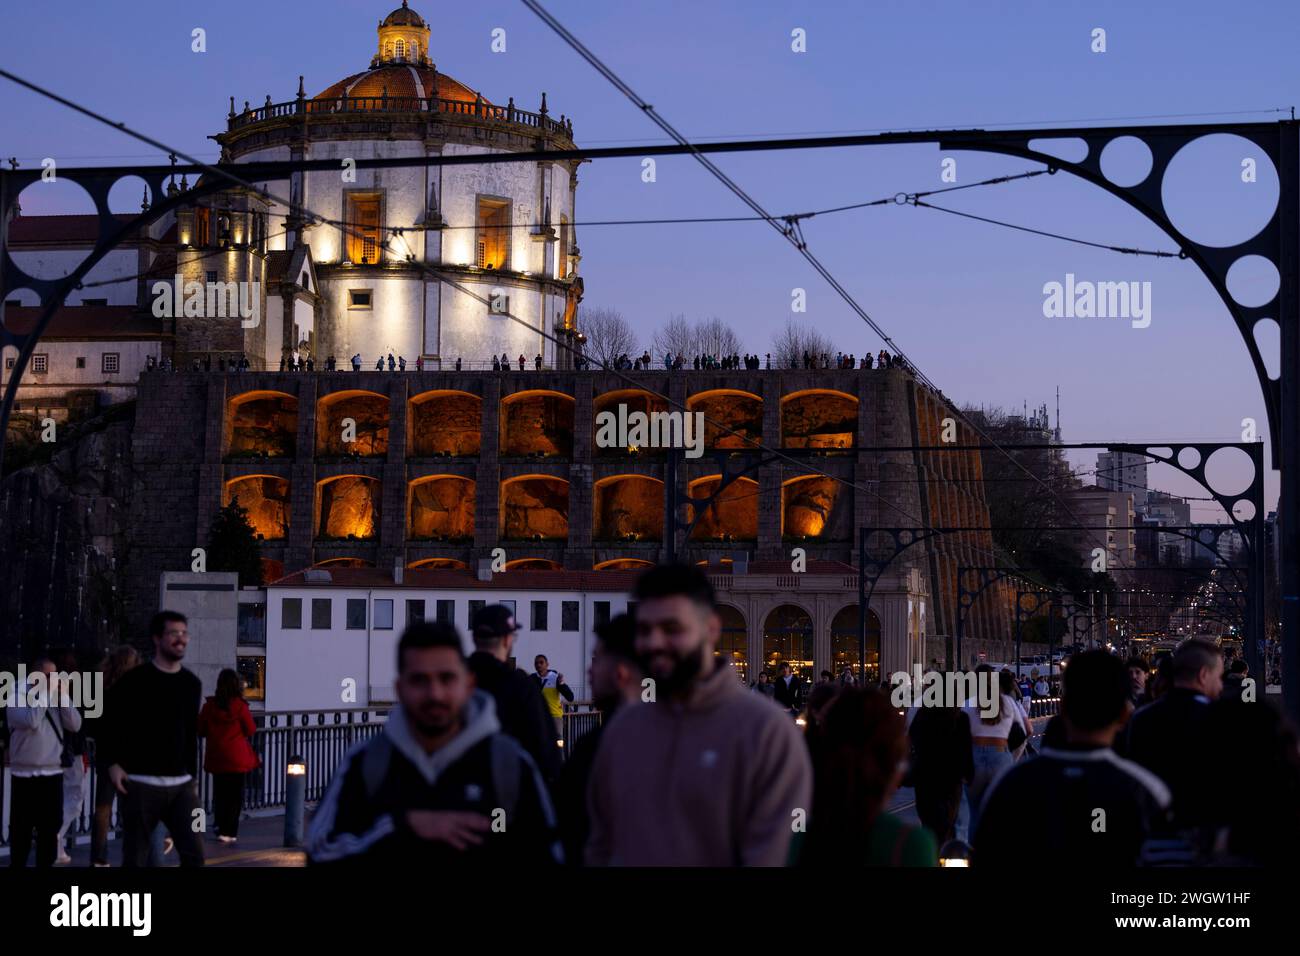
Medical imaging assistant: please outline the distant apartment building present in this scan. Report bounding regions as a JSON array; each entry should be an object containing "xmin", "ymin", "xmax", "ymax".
[
  {"xmin": 1070, "ymin": 487, "xmax": 1136, "ymax": 580},
  {"xmin": 1096, "ymin": 450, "xmax": 1148, "ymax": 496}
]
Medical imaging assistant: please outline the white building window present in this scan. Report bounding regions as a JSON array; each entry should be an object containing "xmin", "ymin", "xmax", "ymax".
[
  {"xmin": 348, "ymin": 290, "xmax": 373, "ymax": 310},
  {"xmin": 102, "ymin": 353, "xmax": 120, "ymax": 374},
  {"xmin": 32, "ymin": 354, "xmax": 48, "ymax": 374}
]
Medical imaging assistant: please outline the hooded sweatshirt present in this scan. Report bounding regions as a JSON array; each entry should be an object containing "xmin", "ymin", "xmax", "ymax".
[
  {"xmin": 305, "ymin": 690, "xmax": 562, "ymax": 866},
  {"xmin": 586, "ymin": 660, "xmax": 812, "ymax": 866}
]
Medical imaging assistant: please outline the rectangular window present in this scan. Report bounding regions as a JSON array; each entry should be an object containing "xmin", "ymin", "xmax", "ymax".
[
  {"xmin": 347, "ymin": 289, "xmax": 372, "ymax": 310},
  {"xmin": 237, "ymin": 602, "xmax": 266, "ymax": 646},
  {"xmin": 32, "ymin": 354, "xmax": 48, "ymax": 374},
  {"xmin": 311, "ymin": 598, "xmax": 332, "ymax": 629},
  {"xmin": 594, "ymin": 601, "xmax": 611, "ymax": 628},
  {"xmin": 237, "ymin": 656, "xmax": 265, "ymax": 702},
  {"xmin": 282, "ymin": 597, "xmax": 302, "ymax": 630},
  {"xmin": 406, "ymin": 599, "xmax": 425, "ymax": 626},
  {"xmin": 346, "ymin": 193, "xmax": 382, "ymax": 265},
  {"xmin": 468, "ymin": 600, "xmax": 485, "ymax": 626},
  {"xmin": 561, "ymin": 601, "xmax": 579, "ymax": 631},
  {"xmin": 346, "ymin": 598, "xmax": 367, "ymax": 630},
  {"xmin": 436, "ymin": 600, "xmax": 454, "ymax": 625},
  {"xmin": 75, "ymin": 357, "xmax": 86, "ymax": 369},
  {"xmin": 531, "ymin": 600, "xmax": 547, "ymax": 631},
  {"xmin": 374, "ymin": 599, "xmax": 394, "ymax": 630},
  {"xmin": 102, "ymin": 353, "xmax": 120, "ymax": 374},
  {"xmin": 476, "ymin": 197, "xmax": 510, "ymax": 270},
  {"xmin": 5, "ymin": 357, "xmax": 13, "ymax": 370}
]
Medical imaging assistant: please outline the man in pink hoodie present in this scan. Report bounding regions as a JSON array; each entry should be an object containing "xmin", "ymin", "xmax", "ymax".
[{"xmin": 586, "ymin": 565, "xmax": 812, "ymax": 866}]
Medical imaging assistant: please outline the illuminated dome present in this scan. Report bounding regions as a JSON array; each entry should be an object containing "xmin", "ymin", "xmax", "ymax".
[
  {"xmin": 315, "ymin": 65, "xmax": 484, "ymax": 105},
  {"xmin": 381, "ymin": 1, "xmax": 426, "ymax": 28}
]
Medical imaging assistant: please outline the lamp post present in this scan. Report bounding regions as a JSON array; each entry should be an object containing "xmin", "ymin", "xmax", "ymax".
[{"xmin": 284, "ymin": 754, "xmax": 306, "ymax": 847}]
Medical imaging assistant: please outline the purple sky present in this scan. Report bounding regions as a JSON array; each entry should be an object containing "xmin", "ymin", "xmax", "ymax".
[{"xmin": 3, "ymin": 0, "xmax": 1297, "ymax": 518}]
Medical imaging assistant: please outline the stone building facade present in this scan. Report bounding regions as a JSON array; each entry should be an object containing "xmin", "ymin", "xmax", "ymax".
[{"xmin": 124, "ymin": 365, "xmax": 1017, "ymax": 678}]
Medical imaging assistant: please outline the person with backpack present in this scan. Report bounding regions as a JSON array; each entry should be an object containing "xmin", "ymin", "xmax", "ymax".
[
  {"xmin": 6, "ymin": 657, "xmax": 82, "ymax": 867},
  {"xmin": 198, "ymin": 668, "xmax": 260, "ymax": 844},
  {"xmin": 305, "ymin": 621, "xmax": 562, "ymax": 866}
]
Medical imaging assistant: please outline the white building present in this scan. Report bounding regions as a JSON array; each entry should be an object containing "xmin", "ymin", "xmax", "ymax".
[
  {"xmin": 1096, "ymin": 450, "xmax": 1148, "ymax": 497},
  {"xmin": 262, "ymin": 566, "xmax": 635, "ymax": 711}
]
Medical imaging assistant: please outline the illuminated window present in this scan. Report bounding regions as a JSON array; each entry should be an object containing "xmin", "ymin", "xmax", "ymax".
[
  {"xmin": 193, "ymin": 207, "xmax": 211, "ymax": 247},
  {"xmin": 346, "ymin": 194, "xmax": 382, "ymax": 265},
  {"xmin": 476, "ymin": 197, "xmax": 509, "ymax": 270},
  {"xmin": 102, "ymin": 353, "xmax": 120, "ymax": 374},
  {"xmin": 32, "ymin": 354, "xmax": 48, "ymax": 374},
  {"xmin": 395, "ymin": 39, "xmax": 406, "ymax": 60}
]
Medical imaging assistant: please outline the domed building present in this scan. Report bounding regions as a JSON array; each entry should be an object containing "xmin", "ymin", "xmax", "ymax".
[{"xmin": 177, "ymin": 1, "xmax": 583, "ymax": 369}]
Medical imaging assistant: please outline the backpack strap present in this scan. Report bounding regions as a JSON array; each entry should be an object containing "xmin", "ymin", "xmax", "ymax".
[
  {"xmin": 361, "ymin": 734, "xmax": 393, "ymax": 799},
  {"xmin": 489, "ymin": 734, "xmax": 522, "ymax": 820}
]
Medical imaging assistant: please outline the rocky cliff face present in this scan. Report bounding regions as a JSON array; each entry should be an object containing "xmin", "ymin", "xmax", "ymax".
[{"xmin": 0, "ymin": 411, "xmax": 134, "ymax": 667}]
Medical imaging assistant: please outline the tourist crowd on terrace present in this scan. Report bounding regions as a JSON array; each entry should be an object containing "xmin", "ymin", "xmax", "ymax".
[{"xmin": 144, "ymin": 347, "xmax": 911, "ymax": 374}]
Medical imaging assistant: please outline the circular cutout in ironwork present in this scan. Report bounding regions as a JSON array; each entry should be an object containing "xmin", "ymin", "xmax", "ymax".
[
  {"xmin": 1100, "ymin": 136, "xmax": 1153, "ymax": 187},
  {"xmin": 898, "ymin": 529, "xmax": 913, "ymax": 546},
  {"xmin": 1145, "ymin": 446, "xmax": 1173, "ymax": 461},
  {"xmin": 1253, "ymin": 317, "xmax": 1281, "ymax": 380},
  {"xmin": 1177, "ymin": 447, "xmax": 1202, "ymax": 470},
  {"xmin": 1203, "ymin": 446, "xmax": 1254, "ymax": 498},
  {"xmin": 11, "ymin": 177, "xmax": 99, "ymax": 280},
  {"xmin": 1161, "ymin": 134, "xmax": 1279, "ymax": 248},
  {"xmin": 1232, "ymin": 498, "xmax": 1257, "ymax": 522},
  {"xmin": 1226, "ymin": 255, "xmax": 1280, "ymax": 308}
]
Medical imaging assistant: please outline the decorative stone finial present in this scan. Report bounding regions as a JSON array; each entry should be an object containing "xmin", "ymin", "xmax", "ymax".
[{"xmin": 539, "ymin": 92, "xmax": 548, "ymax": 115}]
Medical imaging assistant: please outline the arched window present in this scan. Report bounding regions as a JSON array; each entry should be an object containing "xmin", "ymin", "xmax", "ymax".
[{"xmin": 395, "ymin": 39, "xmax": 406, "ymax": 61}]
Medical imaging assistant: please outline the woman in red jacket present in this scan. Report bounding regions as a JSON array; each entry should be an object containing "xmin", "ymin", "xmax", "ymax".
[{"xmin": 198, "ymin": 669, "xmax": 260, "ymax": 843}]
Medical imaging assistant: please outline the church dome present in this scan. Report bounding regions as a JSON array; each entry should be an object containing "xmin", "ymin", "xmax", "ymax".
[{"xmin": 315, "ymin": 65, "xmax": 484, "ymax": 105}]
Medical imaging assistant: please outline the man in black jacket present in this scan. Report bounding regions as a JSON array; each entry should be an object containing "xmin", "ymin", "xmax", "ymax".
[
  {"xmin": 467, "ymin": 605, "xmax": 562, "ymax": 785},
  {"xmin": 772, "ymin": 662, "xmax": 804, "ymax": 714},
  {"xmin": 974, "ymin": 651, "xmax": 1170, "ymax": 868},
  {"xmin": 306, "ymin": 622, "xmax": 561, "ymax": 866},
  {"xmin": 99, "ymin": 611, "xmax": 204, "ymax": 867},
  {"xmin": 555, "ymin": 614, "xmax": 642, "ymax": 865},
  {"xmin": 1125, "ymin": 637, "xmax": 1224, "ymax": 832}
]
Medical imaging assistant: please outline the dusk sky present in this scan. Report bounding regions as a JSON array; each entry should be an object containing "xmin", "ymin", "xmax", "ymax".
[{"xmin": 3, "ymin": 0, "xmax": 1297, "ymax": 518}]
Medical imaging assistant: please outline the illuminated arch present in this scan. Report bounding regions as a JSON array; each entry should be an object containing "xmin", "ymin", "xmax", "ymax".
[
  {"xmin": 593, "ymin": 389, "xmax": 670, "ymax": 456},
  {"xmin": 500, "ymin": 474, "xmax": 569, "ymax": 539},
  {"xmin": 763, "ymin": 604, "xmax": 814, "ymax": 679},
  {"xmin": 687, "ymin": 388, "xmax": 763, "ymax": 449},
  {"xmin": 224, "ymin": 474, "xmax": 290, "ymax": 540},
  {"xmin": 781, "ymin": 474, "xmax": 847, "ymax": 540},
  {"xmin": 407, "ymin": 475, "xmax": 475, "ymax": 540},
  {"xmin": 408, "ymin": 558, "xmax": 468, "ymax": 570},
  {"xmin": 315, "ymin": 474, "xmax": 381, "ymax": 539},
  {"xmin": 831, "ymin": 605, "xmax": 881, "ymax": 683},
  {"xmin": 226, "ymin": 390, "xmax": 297, "ymax": 457},
  {"xmin": 687, "ymin": 475, "xmax": 758, "ymax": 540},
  {"xmin": 314, "ymin": 557, "xmax": 374, "ymax": 569},
  {"xmin": 780, "ymin": 388, "xmax": 858, "ymax": 449},
  {"xmin": 593, "ymin": 474, "xmax": 664, "ymax": 541},
  {"xmin": 500, "ymin": 389, "xmax": 575, "ymax": 457},
  {"xmin": 317, "ymin": 389, "xmax": 389, "ymax": 456},
  {"xmin": 716, "ymin": 604, "xmax": 749, "ymax": 682},
  {"xmin": 594, "ymin": 558, "xmax": 654, "ymax": 570},
  {"xmin": 409, "ymin": 389, "xmax": 481, "ymax": 456},
  {"xmin": 505, "ymin": 558, "xmax": 563, "ymax": 570}
]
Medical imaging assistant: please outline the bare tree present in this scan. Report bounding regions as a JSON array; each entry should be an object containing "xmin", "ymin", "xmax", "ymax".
[
  {"xmin": 694, "ymin": 316, "xmax": 742, "ymax": 358},
  {"xmin": 650, "ymin": 314, "xmax": 695, "ymax": 362},
  {"xmin": 771, "ymin": 317, "xmax": 834, "ymax": 369},
  {"xmin": 580, "ymin": 306, "xmax": 639, "ymax": 366}
]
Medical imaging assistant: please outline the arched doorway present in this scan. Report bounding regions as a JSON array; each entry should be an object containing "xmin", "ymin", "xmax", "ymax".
[
  {"xmin": 716, "ymin": 605, "xmax": 748, "ymax": 684},
  {"xmin": 763, "ymin": 604, "xmax": 813, "ymax": 681},
  {"xmin": 831, "ymin": 605, "xmax": 881, "ymax": 685}
]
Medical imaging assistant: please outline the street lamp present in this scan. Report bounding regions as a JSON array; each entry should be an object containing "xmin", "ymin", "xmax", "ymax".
[{"xmin": 284, "ymin": 754, "xmax": 306, "ymax": 847}]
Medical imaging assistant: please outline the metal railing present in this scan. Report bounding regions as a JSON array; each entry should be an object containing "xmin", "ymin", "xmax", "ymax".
[
  {"xmin": 2, "ymin": 704, "xmax": 601, "ymax": 846},
  {"xmin": 228, "ymin": 94, "xmax": 572, "ymax": 138}
]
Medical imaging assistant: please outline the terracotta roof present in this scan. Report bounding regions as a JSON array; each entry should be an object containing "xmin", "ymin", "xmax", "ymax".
[
  {"xmin": 269, "ymin": 567, "xmax": 639, "ymax": 591},
  {"xmin": 315, "ymin": 64, "xmax": 483, "ymax": 104},
  {"xmin": 7, "ymin": 214, "xmax": 141, "ymax": 245},
  {"xmin": 2, "ymin": 305, "xmax": 162, "ymax": 339}
]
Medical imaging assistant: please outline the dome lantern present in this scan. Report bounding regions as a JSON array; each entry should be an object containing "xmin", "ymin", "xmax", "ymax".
[{"xmin": 374, "ymin": 1, "xmax": 431, "ymax": 67}]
